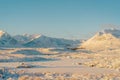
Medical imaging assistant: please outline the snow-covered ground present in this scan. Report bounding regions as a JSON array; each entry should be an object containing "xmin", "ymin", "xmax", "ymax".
[{"xmin": 0, "ymin": 47, "xmax": 120, "ymax": 80}]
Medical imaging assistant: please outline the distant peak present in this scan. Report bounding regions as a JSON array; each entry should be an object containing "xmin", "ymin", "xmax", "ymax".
[
  {"xmin": 102, "ymin": 28, "xmax": 119, "ymax": 33},
  {"xmin": 0, "ymin": 30, "xmax": 7, "ymax": 37},
  {"xmin": 22, "ymin": 34, "xmax": 43, "ymax": 39},
  {"xmin": 0, "ymin": 30, "xmax": 5, "ymax": 33},
  {"xmin": 32, "ymin": 34, "xmax": 42, "ymax": 39},
  {"xmin": 96, "ymin": 28, "xmax": 120, "ymax": 38}
]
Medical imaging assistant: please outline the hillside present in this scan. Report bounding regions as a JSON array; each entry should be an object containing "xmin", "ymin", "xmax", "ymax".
[
  {"xmin": 24, "ymin": 35, "xmax": 79, "ymax": 48},
  {"xmin": 79, "ymin": 28, "xmax": 120, "ymax": 50}
]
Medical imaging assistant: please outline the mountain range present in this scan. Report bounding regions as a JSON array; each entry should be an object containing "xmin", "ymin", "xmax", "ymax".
[{"xmin": 0, "ymin": 30, "xmax": 80, "ymax": 48}]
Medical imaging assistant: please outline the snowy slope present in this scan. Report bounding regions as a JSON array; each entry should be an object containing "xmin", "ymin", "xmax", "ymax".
[
  {"xmin": 0, "ymin": 30, "xmax": 19, "ymax": 47},
  {"xmin": 24, "ymin": 35, "xmax": 80, "ymax": 48},
  {"xmin": 79, "ymin": 28, "xmax": 120, "ymax": 50}
]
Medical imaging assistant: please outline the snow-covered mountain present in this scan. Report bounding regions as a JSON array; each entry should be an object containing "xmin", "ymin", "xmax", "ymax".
[
  {"xmin": 79, "ymin": 28, "xmax": 120, "ymax": 50},
  {"xmin": 24, "ymin": 35, "xmax": 80, "ymax": 48},
  {"xmin": 14, "ymin": 34, "xmax": 41, "ymax": 44},
  {"xmin": 0, "ymin": 30, "xmax": 19, "ymax": 47},
  {"xmin": 0, "ymin": 30, "xmax": 80, "ymax": 48}
]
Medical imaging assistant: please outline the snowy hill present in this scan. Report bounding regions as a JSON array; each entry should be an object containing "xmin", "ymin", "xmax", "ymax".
[
  {"xmin": 24, "ymin": 35, "xmax": 80, "ymax": 48},
  {"xmin": 79, "ymin": 28, "xmax": 120, "ymax": 50},
  {"xmin": 0, "ymin": 30, "xmax": 19, "ymax": 47}
]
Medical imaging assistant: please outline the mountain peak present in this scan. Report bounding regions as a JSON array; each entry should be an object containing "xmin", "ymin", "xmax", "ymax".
[
  {"xmin": 96, "ymin": 28, "xmax": 120, "ymax": 38},
  {"xmin": 22, "ymin": 34, "xmax": 42, "ymax": 39},
  {"xmin": 0, "ymin": 30, "xmax": 8, "ymax": 37}
]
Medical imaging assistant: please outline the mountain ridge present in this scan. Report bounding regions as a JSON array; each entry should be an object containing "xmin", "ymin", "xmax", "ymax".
[{"xmin": 0, "ymin": 30, "xmax": 80, "ymax": 48}]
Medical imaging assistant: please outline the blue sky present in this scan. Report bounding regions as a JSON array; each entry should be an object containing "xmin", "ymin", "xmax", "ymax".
[{"xmin": 0, "ymin": 0, "xmax": 120, "ymax": 39}]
